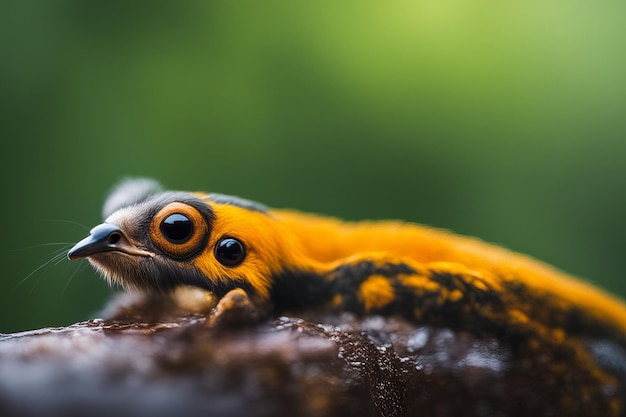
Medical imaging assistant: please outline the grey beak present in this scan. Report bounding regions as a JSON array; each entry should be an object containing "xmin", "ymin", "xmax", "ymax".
[
  {"xmin": 68, "ymin": 223, "xmax": 155, "ymax": 260},
  {"xmin": 67, "ymin": 223, "xmax": 127, "ymax": 261}
]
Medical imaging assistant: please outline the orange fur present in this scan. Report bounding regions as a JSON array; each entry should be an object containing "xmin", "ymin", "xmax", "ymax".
[
  {"xmin": 191, "ymin": 203, "xmax": 321, "ymax": 298},
  {"xmin": 272, "ymin": 209, "xmax": 626, "ymax": 336},
  {"xmin": 358, "ymin": 275, "xmax": 396, "ymax": 311},
  {"xmin": 177, "ymin": 194, "xmax": 624, "ymax": 336}
]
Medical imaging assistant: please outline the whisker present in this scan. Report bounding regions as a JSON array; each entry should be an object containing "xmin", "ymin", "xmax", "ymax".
[
  {"xmin": 9, "ymin": 242, "xmax": 74, "ymax": 252},
  {"xmin": 45, "ymin": 245, "xmax": 73, "ymax": 261},
  {"xmin": 43, "ymin": 219, "xmax": 90, "ymax": 231},
  {"xmin": 14, "ymin": 249, "xmax": 71, "ymax": 290},
  {"xmin": 52, "ymin": 253, "xmax": 69, "ymax": 268},
  {"xmin": 30, "ymin": 252, "xmax": 74, "ymax": 295},
  {"xmin": 61, "ymin": 262, "xmax": 88, "ymax": 296}
]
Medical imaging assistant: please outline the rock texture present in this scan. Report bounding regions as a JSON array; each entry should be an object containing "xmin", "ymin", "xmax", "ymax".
[{"xmin": 0, "ymin": 302, "xmax": 624, "ymax": 417}]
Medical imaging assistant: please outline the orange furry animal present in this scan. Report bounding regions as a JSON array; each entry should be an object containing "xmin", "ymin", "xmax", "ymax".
[{"xmin": 68, "ymin": 178, "xmax": 626, "ymax": 394}]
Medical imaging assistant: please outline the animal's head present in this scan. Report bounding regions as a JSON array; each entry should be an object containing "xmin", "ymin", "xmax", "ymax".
[{"xmin": 68, "ymin": 178, "xmax": 304, "ymax": 299}]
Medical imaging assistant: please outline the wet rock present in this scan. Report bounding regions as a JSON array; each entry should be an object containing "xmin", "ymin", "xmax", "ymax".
[{"xmin": 0, "ymin": 308, "xmax": 624, "ymax": 417}]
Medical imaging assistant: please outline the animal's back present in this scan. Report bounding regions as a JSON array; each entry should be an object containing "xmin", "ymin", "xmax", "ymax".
[{"xmin": 272, "ymin": 208, "xmax": 626, "ymax": 341}]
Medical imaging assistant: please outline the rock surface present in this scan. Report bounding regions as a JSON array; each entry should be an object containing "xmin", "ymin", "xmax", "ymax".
[{"xmin": 0, "ymin": 305, "xmax": 624, "ymax": 417}]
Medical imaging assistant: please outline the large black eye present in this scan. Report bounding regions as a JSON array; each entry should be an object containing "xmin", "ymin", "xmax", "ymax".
[
  {"xmin": 160, "ymin": 213, "xmax": 194, "ymax": 244},
  {"xmin": 215, "ymin": 237, "xmax": 245, "ymax": 267}
]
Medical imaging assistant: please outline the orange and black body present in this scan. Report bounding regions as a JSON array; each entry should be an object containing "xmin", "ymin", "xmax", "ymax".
[{"xmin": 68, "ymin": 179, "xmax": 626, "ymax": 399}]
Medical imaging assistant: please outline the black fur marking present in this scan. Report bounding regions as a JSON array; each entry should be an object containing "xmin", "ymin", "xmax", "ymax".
[
  {"xmin": 329, "ymin": 261, "xmax": 416, "ymax": 315},
  {"xmin": 323, "ymin": 261, "xmax": 511, "ymax": 335},
  {"xmin": 408, "ymin": 270, "xmax": 508, "ymax": 335},
  {"xmin": 270, "ymin": 269, "xmax": 333, "ymax": 312},
  {"xmin": 208, "ymin": 277, "xmax": 257, "ymax": 299},
  {"xmin": 504, "ymin": 280, "xmax": 626, "ymax": 348},
  {"xmin": 332, "ymin": 261, "xmax": 415, "ymax": 283},
  {"xmin": 208, "ymin": 193, "xmax": 269, "ymax": 213}
]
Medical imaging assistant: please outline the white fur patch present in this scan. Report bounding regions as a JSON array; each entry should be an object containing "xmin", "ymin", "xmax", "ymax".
[{"xmin": 102, "ymin": 178, "xmax": 162, "ymax": 220}]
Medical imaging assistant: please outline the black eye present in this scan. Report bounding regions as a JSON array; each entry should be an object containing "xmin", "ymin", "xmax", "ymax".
[
  {"xmin": 215, "ymin": 237, "xmax": 245, "ymax": 267},
  {"xmin": 160, "ymin": 213, "xmax": 194, "ymax": 244}
]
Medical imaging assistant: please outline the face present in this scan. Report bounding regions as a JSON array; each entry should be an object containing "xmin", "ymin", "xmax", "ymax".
[{"xmin": 67, "ymin": 180, "xmax": 284, "ymax": 299}]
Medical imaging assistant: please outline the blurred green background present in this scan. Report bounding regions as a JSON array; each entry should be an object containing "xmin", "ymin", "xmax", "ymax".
[{"xmin": 1, "ymin": 1, "xmax": 624, "ymax": 333}]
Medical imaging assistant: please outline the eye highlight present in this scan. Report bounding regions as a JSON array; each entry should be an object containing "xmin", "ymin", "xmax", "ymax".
[
  {"xmin": 215, "ymin": 237, "xmax": 246, "ymax": 267},
  {"xmin": 160, "ymin": 213, "xmax": 194, "ymax": 244},
  {"xmin": 150, "ymin": 202, "xmax": 209, "ymax": 260}
]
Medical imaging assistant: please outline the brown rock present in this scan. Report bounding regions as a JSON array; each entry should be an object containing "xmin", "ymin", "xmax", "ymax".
[{"xmin": 0, "ymin": 299, "xmax": 624, "ymax": 417}]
